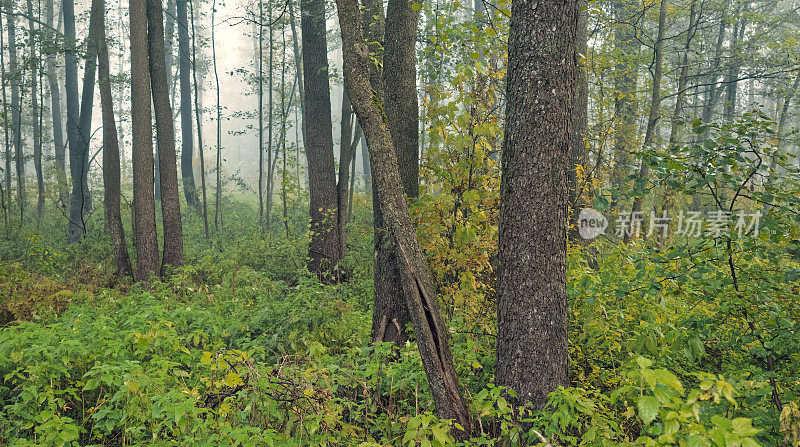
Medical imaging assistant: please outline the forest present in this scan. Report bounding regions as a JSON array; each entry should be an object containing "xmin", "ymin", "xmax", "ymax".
[{"xmin": 0, "ymin": 0, "xmax": 798, "ymax": 444}]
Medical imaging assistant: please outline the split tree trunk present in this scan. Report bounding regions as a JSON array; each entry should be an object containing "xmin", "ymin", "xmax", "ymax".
[{"xmin": 336, "ymin": 0, "xmax": 472, "ymax": 436}]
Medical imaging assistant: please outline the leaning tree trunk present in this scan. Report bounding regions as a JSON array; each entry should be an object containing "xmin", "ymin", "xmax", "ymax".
[
  {"xmin": 148, "ymin": 0, "xmax": 184, "ymax": 272},
  {"xmin": 7, "ymin": 11, "xmax": 23, "ymax": 220},
  {"xmin": 301, "ymin": 0, "xmax": 340, "ymax": 279},
  {"xmin": 98, "ymin": 0, "xmax": 133, "ymax": 277},
  {"xmin": 177, "ymin": 0, "xmax": 198, "ymax": 208},
  {"xmin": 130, "ymin": 0, "xmax": 160, "ymax": 280},
  {"xmin": 370, "ymin": 0, "xmax": 419, "ymax": 346},
  {"xmin": 495, "ymin": 0, "xmax": 577, "ymax": 412},
  {"xmin": 336, "ymin": 0, "xmax": 473, "ymax": 436}
]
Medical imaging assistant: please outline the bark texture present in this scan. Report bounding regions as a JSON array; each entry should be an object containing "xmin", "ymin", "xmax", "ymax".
[
  {"xmin": 301, "ymin": 0, "xmax": 340, "ymax": 279},
  {"xmin": 495, "ymin": 0, "xmax": 577, "ymax": 410},
  {"xmin": 336, "ymin": 0, "xmax": 472, "ymax": 436},
  {"xmin": 131, "ymin": 0, "xmax": 160, "ymax": 280},
  {"xmin": 99, "ymin": 0, "xmax": 133, "ymax": 277},
  {"xmin": 147, "ymin": 0, "xmax": 184, "ymax": 271}
]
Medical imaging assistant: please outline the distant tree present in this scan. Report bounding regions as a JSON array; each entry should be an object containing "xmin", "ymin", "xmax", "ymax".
[
  {"xmin": 26, "ymin": 0, "xmax": 43, "ymax": 219},
  {"xmin": 495, "ymin": 0, "xmax": 577, "ymax": 410},
  {"xmin": 45, "ymin": 0, "xmax": 66, "ymax": 207},
  {"xmin": 6, "ymin": 9, "xmax": 23, "ymax": 220},
  {"xmin": 177, "ymin": 0, "xmax": 198, "ymax": 208}
]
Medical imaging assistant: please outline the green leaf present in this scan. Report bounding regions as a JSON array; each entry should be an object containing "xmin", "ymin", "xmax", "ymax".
[{"xmin": 637, "ymin": 396, "xmax": 660, "ymax": 425}]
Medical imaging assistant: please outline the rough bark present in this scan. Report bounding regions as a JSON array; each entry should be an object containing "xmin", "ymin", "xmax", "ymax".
[
  {"xmin": 495, "ymin": 0, "xmax": 577, "ymax": 411},
  {"xmin": 148, "ymin": 0, "xmax": 184, "ymax": 271},
  {"xmin": 301, "ymin": 0, "xmax": 340, "ymax": 279},
  {"xmin": 370, "ymin": 0, "xmax": 418, "ymax": 346},
  {"xmin": 98, "ymin": 0, "xmax": 133, "ymax": 277},
  {"xmin": 131, "ymin": 0, "xmax": 160, "ymax": 280},
  {"xmin": 624, "ymin": 0, "xmax": 667, "ymax": 245},
  {"xmin": 336, "ymin": 0, "xmax": 472, "ymax": 436},
  {"xmin": 177, "ymin": 0, "xmax": 197, "ymax": 208}
]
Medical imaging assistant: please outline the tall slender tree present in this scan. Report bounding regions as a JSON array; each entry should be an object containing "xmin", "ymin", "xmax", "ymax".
[
  {"xmin": 45, "ymin": 0, "xmax": 65, "ymax": 205},
  {"xmin": 147, "ymin": 0, "xmax": 184, "ymax": 271},
  {"xmin": 177, "ymin": 0, "xmax": 198, "ymax": 207},
  {"xmin": 98, "ymin": 0, "xmax": 133, "ymax": 277},
  {"xmin": 495, "ymin": 0, "xmax": 578, "ymax": 411},
  {"xmin": 26, "ymin": 0, "xmax": 43, "ymax": 218},
  {"xmin": 189, "ymin": 0, "xmax": 209, "ymax": 238},
  {"xmin": 7, "ymin": 9, "xmax": 23, "ymax": 220},
  {"xmin": 0, "ymin": 10, "xmax": 11, "ymax": 213}
]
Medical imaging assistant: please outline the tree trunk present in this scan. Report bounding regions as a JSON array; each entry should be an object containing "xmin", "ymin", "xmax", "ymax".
[
  {"xmin": 45, "ymin": 0, "xmax": 66, "ymax": 207},
  {"xmin": 495, "ymin": 0, "xmax": 577, "ymax": 412},
  {"xmin": 337, "ymin": 0, "xmax": 472, "ymax": 436},
  {"xmin": 337, "ymin": 90, "xmax": 354, "ymax": 257},
  {"xmin": 568, "ymin": 0, "xmax": 588, "ymax": 241},
  {"xmin": 0, "ymin": 10, "xmax": 11, "ymax": 215},
  {"xmin": 624, "ymin": 0, "xmax": 667, "ymax": 245},
  {"xmin": 302, "ymin": 0, "xmax": 339, "ymax": 279},
  {"xmin": 7, "ymin": 10, "xmax": 23, "ymax": 220},
  {"xmin": 288, "ymin": 0, "xmax": 305, "ymax": 154},
  {"xmin": 131, "ymin": 0, "xmax": 160, "ymax": 280},
  {"xmin": 148, "ymin": 0, "xmax": 184, "ymax": 271},
  {"xmin": 212, "ymin": 0, "xmax": 222, "ymax": 231},
  {"xmin": 26, "ymin": 0, "xmax": 43, "ymax": 219},
  {"xmin": 370, "ymin": 0, "xmax": 419, "ymax": 345},
  {"xmin": 189, "ymin": 0, "xmax": 209, "ymax": 238},
  {"xmin": 610, "ymin": 0, "xmax": 639, "ymax": 199},
  {"xmin": 258, "ymin": 0, "xmax": 264, "ymax": 222},
  {"xmin": 98, "ymin": 0, "xmax": 133, "ymax": 277},
  {"xmin": 63, "ymin": 0, "xmax": 80, "ymax": 237},
  {"xmin": 177, "ymin": 0, "xmax": 197, "ymax": 208},
  {"xmin": 265, "ymin": 0, "xmax": 274, "ymax": 228}
]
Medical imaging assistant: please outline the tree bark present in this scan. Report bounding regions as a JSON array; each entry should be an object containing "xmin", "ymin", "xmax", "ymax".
[
  {"xmin": 212, "ymin": 0, "xmax": 222, "ymax": 231},
  {"xmin": 177, "ymin": 0, "xmax": 198, "ymax": 208},
  {"xmin": 189, "ymin": 0, "xmax": 209, "ymax": 238},
  {"xmin": 370, "ymin": 0, "xmax": 419, "ymax": 346},
  {"xmin": 99, "ymin": 0, "xmax": 133, "ymax": 277},
  {"xmin": 302, "ymin": 0, "xmax": 340, "ymax": 279},
  {"xmin": 0, "ymin": 10, "xmax": 11, "ymax": 214},
  {"xmin": 131, "ymin": 0, "xmax": 160, "ymax": 280},
  {"xmin": 337, "ymin": 0, "xmax": 472, "ymax": 436},
  {"xmin": 568, "ymin": 0, "xmax": 588, "ymax": 240},
  {"xmin": 495, "ymin": 0, "xmax": 577, "ymax": 411},
  {"xmin": 148, "ymin": 0, "xmax": 184, "ymax": 271}
]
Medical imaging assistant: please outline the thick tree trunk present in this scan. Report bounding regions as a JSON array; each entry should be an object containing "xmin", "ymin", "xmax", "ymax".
[
  {"xmin": 177, "ymin": 0, "xmax": 197, "ymax": 208},
  {"xmin": 148, "ymin": 0, "xmax": 184, "ymax": 271},
  {"xmin": 131, "ymin": 0, "xmax": 160, "ymax": 280},
  {"xmin": 336, "ymin": 0, "xmax": 472, "ymax": 436},
  {"xmin": 624, "ymin": 0, "xmax": 667, "ymax": 245},
  {"xmin": 26, "ymin": 0, "xmax": 43, "ymax": 219},
  {"xmin": 98, "ymin": 0, "xmax": 133, "ymax": 277},
  {"xmin": 495, "ymin": 0, "xmax": 577, "ymax": 411},
  {"xmin": 370, "ymin": 0, "xmax": 419, "ymax": 345},
  {"xmin": 45, "ymin": 0, "xmax": 66, "ymax": 207},
  {"xmin": 301, "ymin": 0, "xmax": 340, "ymax": 279},
  {"xmin": 7, "ymin": 11, "xmax": 23, "ymax": 219}
]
